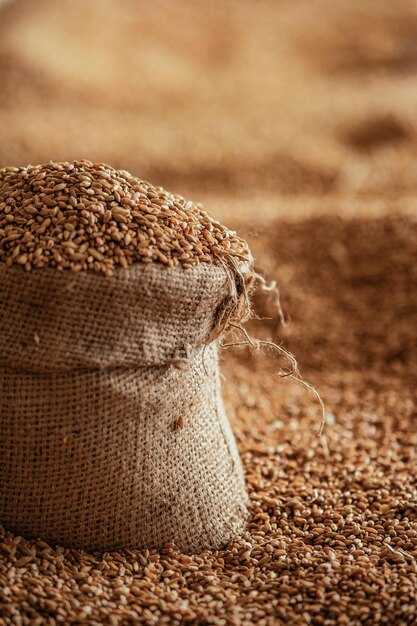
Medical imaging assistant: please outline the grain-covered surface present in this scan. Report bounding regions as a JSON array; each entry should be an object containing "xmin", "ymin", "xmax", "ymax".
[{"xmin": 1, "ymin": 0, "xmax": 417, "ymax": 624}]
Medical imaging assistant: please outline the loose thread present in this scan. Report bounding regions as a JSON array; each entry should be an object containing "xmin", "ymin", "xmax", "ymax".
[
  {"xmin": 211, "ymin": 254, "xmax": 326, "ymax": 436},
  {"xmin": 252, "ymin": 272, "xmax": 287, "ymax": 327},
  {"xmin": 220, "ymin": 323, "xmax": 326, "ymax": 437}
]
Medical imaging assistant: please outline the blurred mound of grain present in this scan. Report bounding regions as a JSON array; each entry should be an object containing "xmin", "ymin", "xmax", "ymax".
[{"xmin": 2, "ymin": 0, "xmax": 417, "ymax": 215}]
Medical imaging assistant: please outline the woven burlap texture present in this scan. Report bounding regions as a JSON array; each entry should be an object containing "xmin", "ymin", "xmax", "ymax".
[{"xmin": 0, "ymin": 263, "xmax": 249, "ymax": 552}]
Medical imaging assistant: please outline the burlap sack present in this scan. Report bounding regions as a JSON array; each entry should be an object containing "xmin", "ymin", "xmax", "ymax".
[{"xmin": 0, "ymin": 262, "xmax": 249, "ymax": 552}]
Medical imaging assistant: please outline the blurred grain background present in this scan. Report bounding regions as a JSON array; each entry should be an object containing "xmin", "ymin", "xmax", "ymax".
[{"xmin": 2, "ymin": 0, "xmax": 417, "ymax": 222}]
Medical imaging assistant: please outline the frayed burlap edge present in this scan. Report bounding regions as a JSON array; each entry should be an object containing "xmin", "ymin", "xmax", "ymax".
[{"xmin": 211, "ymin": 254, "xmax": 326, "ymax": 438}]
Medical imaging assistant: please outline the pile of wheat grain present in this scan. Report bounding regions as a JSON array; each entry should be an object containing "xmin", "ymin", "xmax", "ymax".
[{"xmin": 0, "ymin": 160, "xmax": 249, "ymax": 275}]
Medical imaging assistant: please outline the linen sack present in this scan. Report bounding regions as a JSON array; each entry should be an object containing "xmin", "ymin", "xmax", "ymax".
[{"xmin": 0, "ymin": 262, "xmax": 249, "ymax": 552}]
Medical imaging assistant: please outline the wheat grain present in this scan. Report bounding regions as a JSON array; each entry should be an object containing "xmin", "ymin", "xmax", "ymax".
[{"xmin": 0, "ymin": 160, "xmax": 250, "ymax": 276}]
